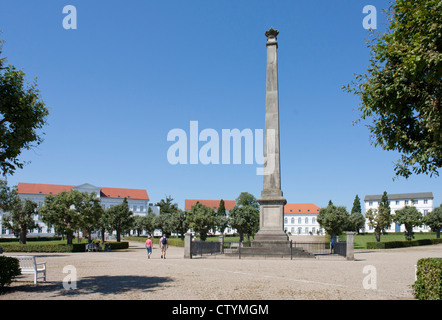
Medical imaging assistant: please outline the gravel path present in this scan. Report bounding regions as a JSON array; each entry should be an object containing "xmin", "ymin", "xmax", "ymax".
[{"xmin": 1, "ymin": 241, "xmax": 441, "ymax": 300}]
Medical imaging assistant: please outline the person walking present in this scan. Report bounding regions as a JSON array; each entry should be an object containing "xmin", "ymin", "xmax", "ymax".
[
  {"xmin": 160, "ymin": 234, "xmax": 168, "ymax": 259},
  {"xmin": 145, "ymin": 235, "xmax": 152, "ymax": 259}
]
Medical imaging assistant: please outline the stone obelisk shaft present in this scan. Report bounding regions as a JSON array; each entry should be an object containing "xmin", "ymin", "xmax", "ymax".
[{"xmin": 255, "ymin": 28, "xmax": 288, "ymax": 243}]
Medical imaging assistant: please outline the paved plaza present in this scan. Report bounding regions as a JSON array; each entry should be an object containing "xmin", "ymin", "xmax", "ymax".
[{"xmin": 1, "ymin": 241, "xmax": 442, "ymax": 300}]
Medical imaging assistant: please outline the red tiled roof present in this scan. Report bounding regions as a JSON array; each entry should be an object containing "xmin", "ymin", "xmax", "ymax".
[
  {"xmin": 185, "ymin": 199, "xmax": 236, "ymax": 211},
  {"xmin": 284, "ymin": 203, "xmax": 320, "ymax": 214},
  {"xmin": 17, "ymin": 183, "xmax": 149, "ymax": 200}
]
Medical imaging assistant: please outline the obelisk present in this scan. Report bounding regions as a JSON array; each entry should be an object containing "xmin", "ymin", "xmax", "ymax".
[{"xmin": 254, "ymin": 28, "xmax": 289, "ymax": 244}]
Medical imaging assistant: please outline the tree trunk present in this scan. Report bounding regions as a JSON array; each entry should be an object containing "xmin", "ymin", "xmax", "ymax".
[
  {"xmin": 67, "ymin": 231, "xmax": 74, "ymax": 245},
  {"xmin": 437, "ymin": 229, "xmax": 441, "ymax": 239},
  {"xmin": 19, "ymin": 229, "xmax": 27, "ymax": 244},
  {"xmin": 116, "ymin": 230, "xmax": 121, "ymax": 242},
  {"xmin": 375, "ymin": 230, "xmax": 381, "ymax": 242}
]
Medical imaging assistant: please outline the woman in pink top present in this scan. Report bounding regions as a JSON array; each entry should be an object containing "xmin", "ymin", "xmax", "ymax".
[{"xmin": 145, "ymin": 236, "xmax": 152, "ymax": 259}]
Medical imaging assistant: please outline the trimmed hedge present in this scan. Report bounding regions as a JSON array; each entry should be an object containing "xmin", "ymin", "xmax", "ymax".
[
  {"xmin": 126, "ymin": 236, "xmax": 185, "ymax": 247},
  {"xmin": 367, "ymin": 238, "xmax": 442, "ymax": 249},
  {"xmin": 0, "ymin": 241, "xmax": 129, "ymax": 253},
  {"xmin": 0, "ymin": 256, "xmax": 21, "ymax": 290},
  {"xmin": 0, "ymin": 236, "xmax": 62, "ymax": 243},
  {"xmin": 413, "ymin": 258, "xmax": 442, "ymax": 300}
]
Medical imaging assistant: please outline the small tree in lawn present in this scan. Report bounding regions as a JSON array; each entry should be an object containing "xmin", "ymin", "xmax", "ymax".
[
  {"xmin": 366, "ymin": 191, "xmax": 393, "ymax": 242},
  {"xmin": 215, "ymin": 199, "xmax": 229, "ymax": 235},
  {"xmin": 3, "ymin": 198, "xmax": 38, "ymax": 244},
  {"xmin": 186, "ymin": 202, "xmax": 216, "ymax": 241},
  {"xmin": 229, "ymin": 205, "xmax": 260, "ymax": 242},
  {"xmin": 141, "ymin": 208, "xmax": 158, "ymax": 236},
  {"xmin": 104, "ymin": 198, "xmax": 134, "ymax": 242},
  {"xmin": 317, "ymin": 203, "xmax": 350, "ymax": 242},
  {"xmin": 393, "ymin": 205, "xmax": 423, "ymax": 240},
  {"xmin": 170, "ymin": 208, "xmax": 189, "ymax": 240},
  {"xmin": 39, "ymin": 190, "xmax": 84, "ymax": 245},
  {"xmin": 423, "ymin": 204, "xmax": 442, "ymax": 238},
  {"xmin": 77, "ymin": 193, "xmax": 103, "ymax": 244},
  {"xmin": 348, "ymin": 212, "xmax": 365, "ymax": 234}
]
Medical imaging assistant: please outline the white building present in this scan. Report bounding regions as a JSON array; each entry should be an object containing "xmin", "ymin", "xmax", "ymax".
[
  {"xmin": 363, "ymin": 192, "xmax": 434, "ymax": 233},
  {"xmin": 0, "ymin": 182, "xmax": 152, "ymax": 237},
  {"xmin": 284, "ymin": 203, "xmax": 324, "ymax": 236}
]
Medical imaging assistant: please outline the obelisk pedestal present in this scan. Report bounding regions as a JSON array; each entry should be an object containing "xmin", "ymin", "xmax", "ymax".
[{"xmin": 253, "ymin": 28, "xmax": 289, "ymax": 246}]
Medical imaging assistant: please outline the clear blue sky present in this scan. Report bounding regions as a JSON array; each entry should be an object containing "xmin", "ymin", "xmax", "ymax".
[{"xmin": 1, "ymin": 0, "xmax": 440, "ymax": 212}]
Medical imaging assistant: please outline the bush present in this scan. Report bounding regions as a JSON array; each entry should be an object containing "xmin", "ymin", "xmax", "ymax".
[
  {"xmin": 104, "ymin": 241, "xmax": 129, "ymax": 250},
  {"xmin": 413, "ymin": 258, "xmax": 442, "ymax": 300},
  {"xmin": 0, "ymin": 256, "xmax": 21, "ymax": 290},
  {"xmin": 367, "ymin": 238, "xmax": 442, "ymax": 249}
]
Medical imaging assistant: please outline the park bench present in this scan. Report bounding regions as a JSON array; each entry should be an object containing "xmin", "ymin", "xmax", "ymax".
[{"xmin": 11, "ymin": 255, "xmax": 46, "ymax": 285}]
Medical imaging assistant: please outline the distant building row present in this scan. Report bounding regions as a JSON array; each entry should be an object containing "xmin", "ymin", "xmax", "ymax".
[{"xmin": 0, "ymin": 182, "xmax": 437, "ymax": 237}]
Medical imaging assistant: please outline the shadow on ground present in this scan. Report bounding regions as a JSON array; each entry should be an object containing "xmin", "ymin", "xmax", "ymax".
[{"xmin": 5, "ymin": 275, "xmax": 173, "ymax": 298}]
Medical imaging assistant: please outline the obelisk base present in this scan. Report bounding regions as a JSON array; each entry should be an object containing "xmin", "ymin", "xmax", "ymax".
[{"xmin": 253, "ymin": 193, "xmax": 289, "ymax": 246}]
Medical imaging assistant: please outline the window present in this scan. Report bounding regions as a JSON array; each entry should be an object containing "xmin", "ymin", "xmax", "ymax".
[
  {"xmin": 414, "ymin": 200, "xmax": 419, "ymax": 204},
  {"xmin": 424, "ymin": 210, "xmax": 428, "ymax": 216},
  {"xmin": 405, "ymin": 200, "xmax": 409, "ymax": 205},
  {"xmin": 312, "ymin": 217, "xmax": 316, "ymax": 224},
  {"xmin": 291, "ymin": 217, "xmax": 295, "ymax": 224},
  {"xmin": 284, "ymin": 217, "xmax": 288, "ymax": 224},
  {"xmin": 133, "ymin": 206, "xmax": 137, "ymax": 212},
  {"xmin": 291, "ymin": 227, "xmax": 295, "ymax": 234},
  {"xmin": 305, "ymin": 227, "xmax": 308, "ymax": 234},
  {"xmin": 369, "ymin": 202, "xmax": 373, "ymax": 206},
  {"xmin": 305, "ymin": 217, "xmax": 308, "ymax": 224},
  {"xmin": 312, "ymin": 227, "xmax": 316, "ymax": 234},
  {"xmin": 140, "ymin": 206, "xmax": 144, "ymax": 212},
  {"xmin": 396, "ymin": 201, "xmax": 400, "ymax": 205},
  {"xmin": 298, "ymin": 227, "xmax": 302, "ymax": 235},
  {"xmin": 424, "ymin": 199, "xmax": 428, "ymax": 204},
  {"xmin": 298, "ymin": 218, "xmax": 302, "ymax": 224}
]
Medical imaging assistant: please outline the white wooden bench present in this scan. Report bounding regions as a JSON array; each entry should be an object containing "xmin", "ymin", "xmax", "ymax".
[{"xmin": 11, "ymin": 256, "xmax": 46, "ymax": 285}]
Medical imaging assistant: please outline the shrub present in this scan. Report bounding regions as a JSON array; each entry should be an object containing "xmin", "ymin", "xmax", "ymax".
[
  {"xmin": 413, "ymin": 258, "xmax": 442, "ymax": 300},
  {"xmin": 367, "ymin": 238, "xmax": 442, "ymax": 249},
  {"xmin": 0, "ymin": 256, "xmax": 21, "ymax": 290}
]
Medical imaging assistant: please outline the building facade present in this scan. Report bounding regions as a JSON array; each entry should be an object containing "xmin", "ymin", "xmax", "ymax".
[
  {"xmin": 363, "ymin": 192, "xmax": 434, "ymax": 233},
  {"xmin": 0, "ymin": 182, "xmax": 151, "ymax": 237},
  {"xmin": 284, "ymin": 203, "xmax": 324, "ymax": 236}
]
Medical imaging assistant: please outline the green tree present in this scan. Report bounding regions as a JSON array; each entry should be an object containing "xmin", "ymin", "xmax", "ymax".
[
  {"xmin": 154, "ymin": 196, "xmax": 179, "ymax": 235},
  {"xmin": 348, "ymin": 212, "xmax": 365, "ymax": 234},
  {"xmin": 343, "ymin": 0, "xmax": 442, "ymax": 178},
  {"xmin": 351, "ymin": 195, "xmax": 362, "ymax": 214},
  {"xmin": 3, "ymin": 198, "xmax": 38, "ymax": 244},
  {"xmin": 394, "ymin": 205, "xmax": 423, "ymax": 240},
  {"xmin": 215, "ymin": 199, "xmax": 229, "ymax": 235},
  {"xmin": 39, "ymin": 190, "xmax": 85, "ymax": 245},
  {"xmin": 103, "ymin": 198, "xmax": 134, "ymax": 242},
  {"xmin": 141, "ymin": 208, "xmax": 158, "ymax": 236},
  {"xmin": 170, "ymin": 208, "xmax": 189, "ymax": 240},
  {"xmin": 186, "ymin": 202, "xmax": 216, "ymax": 241},
  {"xmin": 77, "ymin": 193, "xmax": 103, "ymax": 244},
  {"xmin": 0, "ymin": 41, "xmax": 49, "ymax": 176},
  {"xmin": 317, "ymin": 203, "xmax": 350, "ymax": 240},
  {"xmin": 229, "ymin": 205, "xmax": 260, "ymax": 242},
  {"xmin": 235, "ymin": 192, "xmax": 259, "ymax": 209},
  {"xmin": 423, "ymin": 204, "xmax": 442, "ymax": 238}
]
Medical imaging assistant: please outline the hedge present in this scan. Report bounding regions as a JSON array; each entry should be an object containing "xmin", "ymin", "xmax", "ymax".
[
  {"xmin": 366, "ymin": 238, "xmax": 442, "ymax": 249},
  {"xmin": 0, "ymin": 236, "xmax": 62, "ymax": 243},
  {"xmin": 0, "ymin": 241, "xmax": 129, "ymax": 253},
  {"xmin": 413, "ymin": 258, "xmax": 442, "ymax": 300},
  {"xmin": 0, "ymin": 256, "xmax": 21, "ymax": 290},
  {"xmin": 126, "ymin": 236, "xmax": 185, "ymax": 247}
]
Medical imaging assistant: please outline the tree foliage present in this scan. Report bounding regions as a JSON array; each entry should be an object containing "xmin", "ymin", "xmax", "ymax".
[
  {"xmin": 423, "ymin": 204, "xmax": 442, "ymax": 238},
  {"xmin": 103, "ymin": 198, "xmax": 134, "ymax": 242},
  {"xmin": 0, "ymin": 41, "xmax": 49, "ymax": 176},
  {"xmin": 186, "ymin": 202, "xmax": 216, "ymax": 241},
  {"xmin": 343, "ymin": 0, "xmax": 442, "ymax": 178},
  {"xmin": 393, "ymin": 205, "xmax": 423, "ymax": 240},
  {"xmin": 3, "ymin": 198, "xmax": 38, "ymax": 244},
  {"xmin": 317, "ymin": 203, "xmax": 350, "ymax": 238},
  {"xmin": 229, "ymin": 205, "xmax": 260, "ymax": 242}
]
